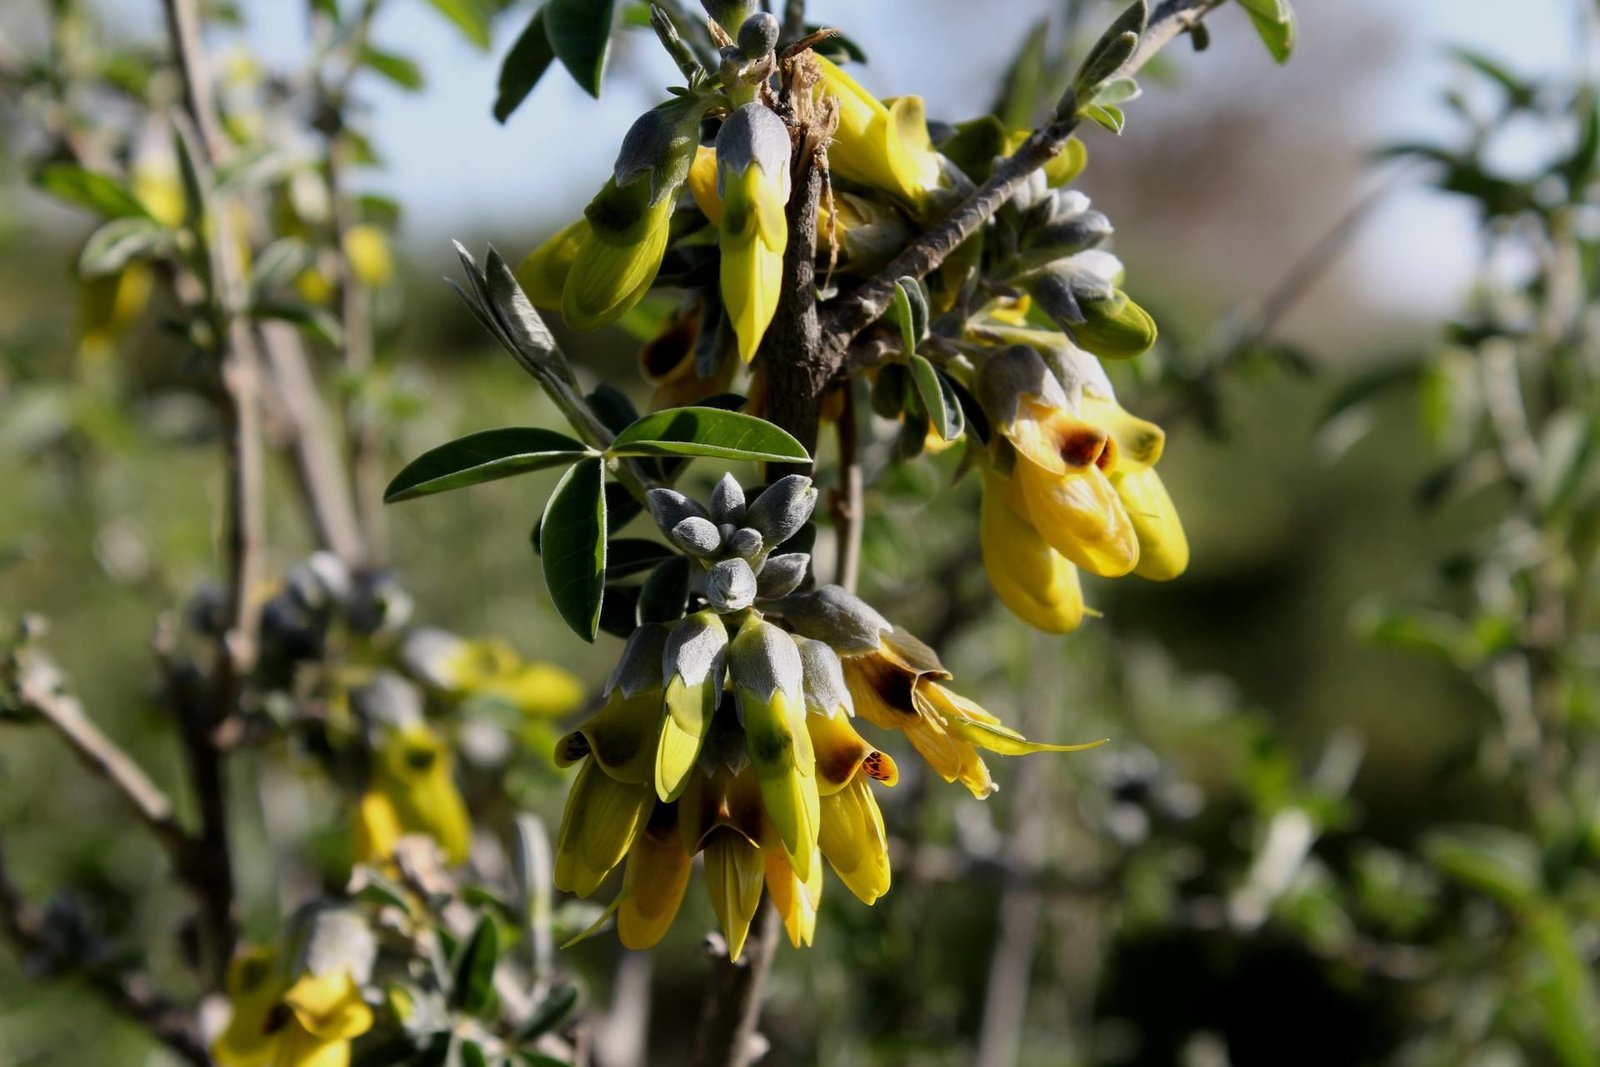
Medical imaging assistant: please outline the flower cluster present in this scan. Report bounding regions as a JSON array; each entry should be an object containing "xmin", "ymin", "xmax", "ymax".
[{"xmin": 552, "ymin": 474, "xmax": 1099, "ymax": 956}]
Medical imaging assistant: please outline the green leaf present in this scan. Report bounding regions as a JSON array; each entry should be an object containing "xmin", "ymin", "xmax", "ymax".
[
  {"xmin": 360, "ymin": 45, "xmax": 425, "ymax": 90},
  {"xmin": 1237, "ymin": 0, "xmax": 1296, "ymax": 64},
  {"xmin": 385, "ymin": 428, "xmax": 591, "ymax": 503},
  {"xmin": 637, "ymin": 556, "xmax": 690, "ymax": 624},
  {"xmin": 484, "ymin": 245, "xmax": 578, "ymax": 386},
  {"xmin": 908, "ymin": 354, "xmax": 963, "ymax": 442},
  {"xmin": 78, "ymin": 216, "xmax": 168, "ymax": 277},
  {"xmin": 1084, "ymin": 103, "xmax": 1126, "ymax": 134},
  {"xmin": 450, "ymin": 915, "xmax": 500, "ymax": 1016},
  {"xmin": 249, "ymin": 237, "xmax": 315, "ymax": 296},
  {"xmin": 459, "ymin": 1040, "xmax": 490, "ymax": 1067},
  {"xmin": 495, "ymin": 7, "xmax": 556, "ymax": 123},
  {"xmin": 1092, "ymin": 76, "xmax": 1141, "ymax": 107},
  {"xmin": 35, "ymin": 163, "xmax": 152, "ymax": 220},
  {"xmin": 1424, "ymin": 825, "xmax": 1542, "ymax": 907},
  {"xmin": 540, "ymin": 457, "xmax": 607, "ymax": 642},
  {"xmin": 547, "ymin": 0, "xmax": 618, "ymax": 98},
  {"xmin": 516, "ymin": 982, "xmax": 580, "ymax": 1043},
  {"xmin": 252, "ymin": 301, "xmax": 346, "ymax": 349},
  {"xmin": 608, "ymin": 407, "xmax": 810, "ymax": 464},
  {"xmin": 424, "ymin": 0, "xmax": 492, "ymax": 49},
  {"xmin": 1071, "ymin": 1, "xmax": 1146, "ymax": 103}
]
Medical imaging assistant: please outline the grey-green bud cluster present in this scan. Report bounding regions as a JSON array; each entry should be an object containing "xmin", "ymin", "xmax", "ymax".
[{"xmin": 644, "ymin": 473, "xmax": 817, "ymax": 618}]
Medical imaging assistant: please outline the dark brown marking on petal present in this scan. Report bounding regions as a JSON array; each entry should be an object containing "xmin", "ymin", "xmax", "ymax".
[
  {"xmin": 862, "ymin": 751, "xmax": 892, "ymax": 781},
  {"xmin": 1057, "ymin": 426, "xmax": 1107, "ymax": 469}
]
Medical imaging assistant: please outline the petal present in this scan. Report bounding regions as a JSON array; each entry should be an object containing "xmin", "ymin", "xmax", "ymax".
[
  {"xmin": 688, "ymin": 145, "xmax": 722, "ymax": 225},
  {"xmin": 925, "ymin": 685, "xmax": 1108, "ymax": 758},
  {"xmin": 554, "ymin": 760, "xmax": 652, "ymax": 897},
  {"xmin": 980, "ymin": 469, "xmax": 1087, "ymax": 633},
  {"xmin": 350, "ymin": 789, "xmax": 401, "ymax": 868},
  {"xmin": 562, "ymin": 186, "xmax": 673, "ymax": 330},
  {"xmin": 617, "ymin": 817, "xmax": 693, "ymax": 951},
  {"xmin": 704, "ymin": 830, "xmax": 765, "ymax": 961},
  {"xmin": 1015, "ymin": 453, "xmax": 1139, "ymax": 578},
  {"xmin": 656, "ymin": 676, "xmax": 714, "ymax": 802},
  {"xmin": 273, "ymin": 1030, "xmax": 351, "ymax": 1067},
  {"xmin": 282, "ymin": 971, "xmax": 373, "ymax": 1042},
  {"xmin": 1117, "ymin": 467, "xmax": 1190, "ymax": 581},
  {"xmin": 743, "ymin": 690, "xmax": 821, "ymax": 883},
  {"xmin": 1082, "ymin": 394, "xmax": 1165, "ymax": 473},
  {"xmin": 719, "ymin": 165, "xmax": 787, "ymax": 362},
  {"xmin": 818, "ymin": 775, "xmax": 891, "ymax": 905},
  {"xmin": 764, "ymin": 849, "xmax": 821, "ymax": 948},
  {"xmin": 806, "ymin": 711, "xmax": 874, "ymax": 795},
  {"xmin": 516, "ymin": 218, "xmax": 588, "ymax": 310},
  {"xmin": 581, "ymin": 688, "xmax": 666, "ymax": 786}
]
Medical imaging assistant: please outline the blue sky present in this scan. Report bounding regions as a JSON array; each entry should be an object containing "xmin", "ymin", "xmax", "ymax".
[{"xmin": 110, "ymin": 0, "xmax": 1575, "ymax": 312}]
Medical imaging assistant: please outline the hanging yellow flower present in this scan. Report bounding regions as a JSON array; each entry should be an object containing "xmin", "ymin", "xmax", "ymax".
[
  {"xmin": 351, "ymin": 722, "xmax": 471, "ymax": 868},
  {"xmin": 714, "ymin": 103, "xmax": 792, "ymax": 362},
  {"xmin": 212, "ymin": 944, "xmax": 373, "ymax": 1067},
  {"xmin": 809, "ymin": 54, "xmax": 950, "ymax": 212}
]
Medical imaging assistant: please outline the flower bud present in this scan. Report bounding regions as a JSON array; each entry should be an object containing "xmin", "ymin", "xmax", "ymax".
[
  {"xmin": 1071, "ymin": 289, "xmax": 1159, "ymax": 361},
  {"xmin": 743, "ymin": 474, "xmax": 816, "ymax": 545},
  {"xmin": 726, "ymin": 527, "xmax": 764, "ymax": 559},
  {"xmin": 755, "ymin": 552, "xmax": 809, "ymax": 599},
  {"xmin": 710, "ymin": 473, "xmax": 747, "ymax": 525},
  {"xmin": 647, "ymin": 487, "xmax": 709, "ymax": 537},
  {"xmin": 705, "ymin": 557, "xmax": 758, "ymax": 612},
  {"xmin": 736, "ymin": 12, "xmax": 779, "ymax": 59},
  {"xmin": 670, "ymin": 516, "xmax": 723, "ymax": 557}
]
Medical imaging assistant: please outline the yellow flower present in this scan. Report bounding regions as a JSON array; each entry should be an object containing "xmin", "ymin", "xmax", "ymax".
[
  {"xmin": 402, "ymin": 630, "xmax": 586, "ymax": 718},
  {"xmin": 780, "ymin": 587, "xmax": 1102, "ymax": 799},
  {"xmin": 517, "ymin": 218, "xmax": 588, "ymax": 310},
  {"xmin": 1003, "ymin": 394, "xmax": 1139, "ymax": 578},
  {"xmin": 351, "ymin": 723, "xmax": 471, "ymax": 868},
  {"xmin": 563, "ymin": 177, "xmax": 676, "ymax": 330},
  {"xmin": 807, "ymin": 710, "xmax": 897, "ymax": 905},
  {"xmin": 714, "ymin": 102, "xmax": 791, "ymax": 362},
  {"xmin": 342, "ymin": 224, "xmax": 394, "ymax": 289},
  {"xmin": 617, "ymin": 803, "xmax": 694, "ymax": 951},
  {"xmin": 979, "ymin": 467, "xmax": 1087, "ymax": 633},
  {"xmin": 810, "ymin": 55, "xmax": 948, "ymax": 212},
  {"xmin": 1115, "ymin": 466, "xmax": 1189, "ymax": 581},
  {"xmin": 213, "ymin": 948, "xmax": 374, "ymax": 1067}
]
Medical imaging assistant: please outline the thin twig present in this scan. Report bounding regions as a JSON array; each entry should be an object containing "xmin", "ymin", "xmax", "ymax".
[
  {"xmin": 162, "ymin": 0, "xmax": 257, "ymax": 981},
  {"xmin": 823, "ymin": 0, "xmax": 1226, "ymax": 341},
  {"xmin": 0, "ymin": 838, "xmax": 212, "ymax": 1067},
  {"xmin": 7, "ymin": 652, "xmax": 193, "ymax": 867}
]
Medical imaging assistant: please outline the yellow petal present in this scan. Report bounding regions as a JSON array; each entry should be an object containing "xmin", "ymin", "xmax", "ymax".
[
  {"xmin": 350, "ymin": 789, "xmax": 402, "ymax": 868},
  {"xmin": 554, "ymin": 760, "xmax": 653, "ymax": 897},
  {"xmin": 1010, "ymin": 418, "xmax": 1139, "ymax": 577},
  {"xmin": 517, "ymin": 218, "xmax": 589, "ymax": 309},
  {"xmin": 980, "ymin": 469, "xmax": 1086, "ymax": 633},
  {"xmin": 688, "ymin": 145, "xmax": 722, "ymax": 226},
  {"xmin": 743, "ymin": 689, "xmax": 821, "ymax": 882},
  {"xmin": 562, "ymin": 182, "xmax": 674, "ymax": 330},
  {"xmin": 764, "ymin": 849, "xmax": 821, "ymax": 948},
  {"xmin": 581, "ymin": 688, "xmax": 666, "ymax": 786},
  {"xmin": 1117, "ymin": 467, "xmax": 1190, "ymax": 581},
  {"xmin": 1081, "ymin": 394, "xmax": 1165, "ymax": 473},
  {"xmin": 923, "ymin": 684, "xmax": 1107, "ymax": 758},
  {"xmin": 704, "ymin": 830, "xmax": 765, "ymax": 961},
  {"xmin": 617, "ymin": 818, "xmax": 693, "ymax": 951},
  {"xmin": 213, "ymin": 948, "xmax": 284, "ymax": 1067},
  {"xmin": 282, "ymin": 971, "xmax": 373, "ymax": 1043},
  {"xmin": 657, "ymin": 675, "xmax": 714, "ymax": 802},
  {"xmin": 719, "ymin": 164, "xmax": 787, "ymax": 362},
  {"xmin": 377, "ymin": 726, "xmax": 471, "ymax": 865},
  {"xmin": 342, "ymin": 224, "xmax": 394, "ymax": 288},
  {"xmin": 818, "ymin": 775, "xmax": 891, "ymax": 905}
]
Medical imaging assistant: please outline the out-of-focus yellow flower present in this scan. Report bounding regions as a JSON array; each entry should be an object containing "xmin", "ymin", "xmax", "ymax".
[
  {"xmin": 351, "ymin": 723, "xmax": 471, "ymax": 868},
  {"xmin": 77, "ymin": 266, "xmax": 154, "ymax": 364},
  {"xmin": 517, "ymin": 218, "xmax": 588, "ymax": 310},
  {"xmin": 979, "ymin": 467, "xmax": 1086, "ymax": 633},
  {"xmin": 714, "ymin": 102, "xmax": 791, "ymax": 362},
  {"xmin": 810, "ymin": 54, "xmax": 950, "ymax": 212},
  {"xmin": 401, "ymin": 629, "xmax": 586, "ymax": 718},
  {"xmin": 342, "ymin": 224, "xmax": 395, "ymax": 289},
  {"xmin": 213, "ymin": 947, "xmax": 374, "ymax": 1067}
]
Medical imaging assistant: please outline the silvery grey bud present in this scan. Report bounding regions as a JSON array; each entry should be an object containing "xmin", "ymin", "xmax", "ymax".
[
  {"xmin": 351, "ymin": 671, "xmax": 424, "ymax": 728},
  {"xmin": 726, "ymin": 527, "xmax": 764, "ymax": 560},
  {"xmin": 755, "ymin": 552, "xmax": 808, "ymax": 599},
  {"xmin": 606, "ymin": 623, "xmax": 670, "ymax": 698},
  {"xmin": 647, "ymin": 488, "xmax": 708, "ymax": 538},
  {"xmin": 664, "ymin": 610, "xmax": 728, "ymax": 687},
  {"xmin": 287, "ymin": 550, "xmax": 352, "ymax": 612},
  {"xmin": 715, "ymin": 103, "xmax": 792, "ymax": 201},
  {"xmin": 296, "ymin": 908, "xmax": 376, "ymax": 983},
  {"xmin": 613, "ymin": 95, "xmax": 708, "ymax": 205},
  {"xmin": 736, "ymin": 12, "xmax": 779, "ymax": 59},
  {"xmin": 671, "ymin": 516, "xmax": 723, "ymax": 557},
  {"xmin": 1020, "ymin": 209, "xmax": 1113, "ymax": 271},
  {"xmin": 743, "ymin": 475, "xmax": 816, "ymax": 546},
  {"xmin": 705, "ymin": 557, "xmax": 758, "ymax": 612},
  {"xmin": 978, "ymin": 345, "xmax": 1069, "ymax": 427},
  {"xmin": 710, "ymin": 473, "xmax": 746, "ymax": 525},
  {"xmin": 1024, "ymin": 250, "xmax": 1123, "ymax": 326},
  {"xmin": 795, "ymin": 636, "xmax": 853, "ymax": 718},
  {"xmin": 774, "ymin": 585, "xmax": 891, "ymax": 654},
  {"xmin": 701, "ymin": 0, "xmax": 759, "ymax": 34},
  {"xmin": 727, "ymin": 618, "xmax": 803, "ymax": 704}
]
